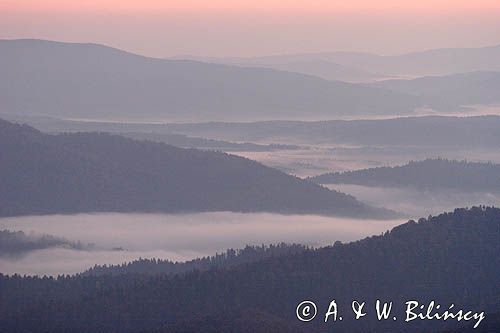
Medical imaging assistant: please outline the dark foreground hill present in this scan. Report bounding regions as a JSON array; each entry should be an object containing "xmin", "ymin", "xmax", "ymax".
[
  {"xmin": 0, "ymin": 118, "xmax": 389, "ymax": 217},
  {"xmin": 309, "ymin": 158, "xmax": 500, "ymax": 192},
  {"xmin": 0, "ymin": 207, "xmax": 498, "ymax": 332}
]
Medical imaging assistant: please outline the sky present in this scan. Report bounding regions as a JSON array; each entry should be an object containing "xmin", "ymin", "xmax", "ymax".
[{"xmin": 1, "ymin": 1, "xmax": 500, "ymax": 57}]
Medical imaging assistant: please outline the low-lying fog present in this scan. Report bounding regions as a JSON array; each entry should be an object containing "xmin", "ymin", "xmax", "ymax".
[
  {"xmin": 0, "ymin": 212, "xmax": 404, "ymax": 276},
  {"xmin": 28, "ymin": 104, "xmax": 500, "ymax": 124},
  {"xmin": 328, "ymin": 184, "xmax": 500, "ymax": 217},
  {"xmin": 235, "ymin": 146, "xmax": 500, "ymax": 178}
]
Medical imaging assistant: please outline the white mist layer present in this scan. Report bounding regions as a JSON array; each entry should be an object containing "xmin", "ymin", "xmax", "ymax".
[
  {"xmin": 0, "ymin": 212, "xmax": 403, "ymax": 276},
  {"xmin": 328, "ymin": 184, "xmax": 500, "ymax": 217}
]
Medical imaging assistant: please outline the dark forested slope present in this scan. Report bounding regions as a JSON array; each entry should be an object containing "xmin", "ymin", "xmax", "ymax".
[
  {"xmin": 0, "ymin": 207, "xmax": 498, "ymax": 332},
  {"xmin": 83, "ymin": 244, "xmax": 307, "ymax": 277},
  {"xmin": 0, "ymin": 118, "xmax": 387, "ymax": 217},
  {"xmin": 310, "ymin": 158, "xmax": 500, "ymax": 192}
]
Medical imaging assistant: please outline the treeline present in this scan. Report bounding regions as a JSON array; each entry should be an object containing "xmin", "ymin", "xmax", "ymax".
[
  {"xmin": 0, "ymin": 207, "xmax": 498, "ymax": 332},
  {"xmin": 310, "ymin": 158, "xmax": 500, "ymax": 192},
  {"xmin": 83, "ymin": 243, "xmax": 307, "ymax": 276}
]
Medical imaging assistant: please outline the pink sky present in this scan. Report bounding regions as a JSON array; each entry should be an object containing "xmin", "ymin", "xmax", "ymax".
[
  {"xmin": 1, "ymin": 1, "xmax": 499, "ymax": 57},
  {"xmin": 3, "ymin": 1, "xmax": 500, "ymax": 12}
]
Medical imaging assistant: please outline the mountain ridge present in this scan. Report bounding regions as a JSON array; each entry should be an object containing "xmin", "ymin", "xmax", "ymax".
[
  {"xmin": 309, "ymin": 158, "xmax": 500, "ymax": 193},
  {"xmin": 0, "ymin": 118, "xmax": 393, "ymax": 218},
  {"xmin": 369, "ymin": 71, "xmax": 500, "ymax": 107},
  {"xmin": 172, "ymin": 44, "xmax": 500, "ymax": 80},
  {"xmin": 0, "ymin": 39, "xmax": 421, "ymax": 122}
]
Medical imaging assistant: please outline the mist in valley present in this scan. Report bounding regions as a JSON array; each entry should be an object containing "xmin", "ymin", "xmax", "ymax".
[
  {"xmin": 0, "ymin": 212, "xmax": 403, "ymax": 276},
  {"xmin": 324, "ymin": 184, "xmax": 500, "ymax": 217},
  {"xmin": 233, "ymin": 145, "xmax": 500, "ymax": 178}
]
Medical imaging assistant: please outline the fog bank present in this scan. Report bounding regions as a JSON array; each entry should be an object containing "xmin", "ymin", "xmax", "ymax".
[
  {"xmin": 0, "ymin": 212, "xmax": 403, "ymax": 275},
  {"xmin": 328, "ymin": 184, "xmax": 500, "ymax": 217}
]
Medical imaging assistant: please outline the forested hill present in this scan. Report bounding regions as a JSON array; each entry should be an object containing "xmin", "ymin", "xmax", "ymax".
[
  {"xmin": 83, "ymin": 243, "xmax": 307, "ymax": 277},
  {"xmin": 0, "ymin": 207, "xmax": 498, "ymax": 332},
  {"xmin": 0, "ymin": 118, "xmax": 390, "ymax": 218},
  {"xmin": 309, "ymin": 158, "xmax": 500, "ymax": 192}
]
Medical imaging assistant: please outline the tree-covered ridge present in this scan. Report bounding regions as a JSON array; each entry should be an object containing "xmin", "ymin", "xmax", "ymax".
[
  {"xmin": 0, "ymin": 118, "xmax": 392, "ymax": 218},
  {"xmin": 309, "ymin": 158, "xmax": 500, "ymax": 192},
  {"xmin": 0, "ymin": 207, "xmax": 498, "ymax": 332},
  {"xmin": 0, "ymin": 230, "xmax": 92, "ymax": 255},
  {"xmin": 83, "ymin": 243, "xmax": 307, "ymax": 276}
]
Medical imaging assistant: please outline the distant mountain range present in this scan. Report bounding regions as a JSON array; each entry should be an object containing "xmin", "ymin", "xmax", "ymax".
[
  {"xmin": 0, "ymin": 39, "xmax": 422, "ymax": 122},
  {"xmin": 111, "ymin": 132, "xmax": 301, "ymax": 152},
  {"xmin": 369, "ymin": 71, "xmax": 500, "ymax": 108},
  {"xmin": 3, "ymin": 39, "xmax": 499, "ymax": 122},
  {"xmin": 1, "ymin": 206, "xmax": 498, "ymax": 332},
  {"xmin": 5, "ymin": 114, "xmax": 500, "ymax": 150},
  {"xmin": 182, "ymin": 44, "xmax": 500, "ymax": 80},
  {"xmin": 0, "ymin": 118, "xmax": 392, "ymax": 218},
  {"xmin": 0, "ymin": 114, "xmax": 302, "ymax": 152},
  {"xmin": 158, "ymin": 115, "xmax": 500, "ymax": 148},
  {"xmin": 171, "ymin": 54, "xmax": 385, "ymax": 82},
  {"xmin": 309, "ymin": 158, "xmax": 500, "ymax": 193}
]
